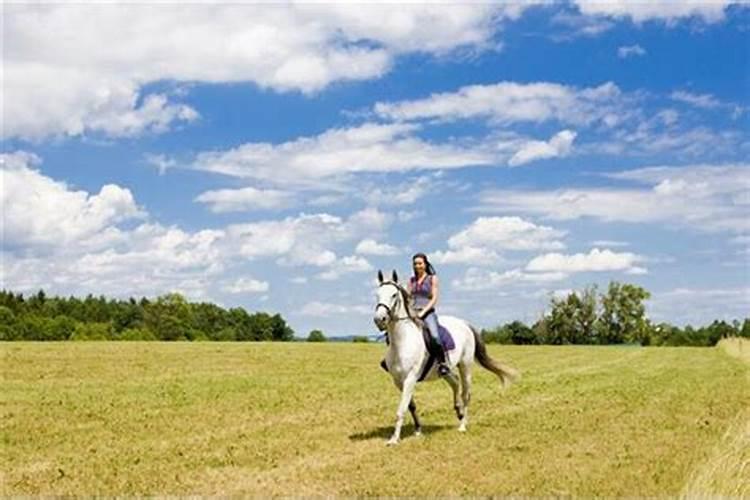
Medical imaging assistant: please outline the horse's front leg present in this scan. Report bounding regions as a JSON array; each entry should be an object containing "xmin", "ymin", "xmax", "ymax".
[{"xmin": 388, "ymin": 372, "xmax": 418, "ymax": 446}]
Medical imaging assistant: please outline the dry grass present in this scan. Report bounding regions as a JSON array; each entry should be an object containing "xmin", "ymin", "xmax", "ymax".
[
  {"xmin": 717, "ymin": 336, "xmax": 750, "ymax": 365},
  {"xmin": 680, "ymin": 338, "xmax": 750, "ymax": 498},
  {"xmin": 1, "ymin": 342, "xmax": 748, "ymax": 496}
]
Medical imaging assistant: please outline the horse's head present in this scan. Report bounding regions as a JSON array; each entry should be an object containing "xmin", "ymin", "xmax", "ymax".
[{"xmin": 373, "ymin": 269, "xmax": 405, "ymax": 331}]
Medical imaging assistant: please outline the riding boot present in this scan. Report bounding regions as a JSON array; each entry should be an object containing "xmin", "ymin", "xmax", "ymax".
[
  {"xmin": 436, "ymin": 345, "xmax": 451, "ymax": 376},
  {"xmin": 380, "ymin": 358, "xmax": 389, "ymax": 372}
]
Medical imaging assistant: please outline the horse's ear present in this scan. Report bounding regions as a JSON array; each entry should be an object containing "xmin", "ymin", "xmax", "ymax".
[
  {"xmin": 377, "ymin": 270, "xmax": 384, "ymax": 283},
  {"xmin": 392, "ymin": 270, "xmax": 398, "ymax": 283}
]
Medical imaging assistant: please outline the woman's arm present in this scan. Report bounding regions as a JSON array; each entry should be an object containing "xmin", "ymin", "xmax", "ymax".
[{"xmin": 419, "ymin": 275, "xmax": 439, "ymax": 319}]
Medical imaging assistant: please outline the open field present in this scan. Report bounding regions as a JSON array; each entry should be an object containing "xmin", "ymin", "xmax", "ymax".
[{"xmin": 1, "ymin": 342, "xmax": 748, "ymax": 496}]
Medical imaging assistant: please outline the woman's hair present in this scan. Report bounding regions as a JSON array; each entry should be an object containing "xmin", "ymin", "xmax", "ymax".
[{"xmin": 412, "ymin": 253, "xmax": 436, "ymax": 276}]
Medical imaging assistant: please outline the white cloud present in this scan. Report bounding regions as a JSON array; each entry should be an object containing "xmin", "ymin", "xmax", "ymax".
[
  {"xmin": 225, "ymin": 207, "xmax": 391, "ymax": 267},
  {"xmin": 670, "ymin": 90, "xmax": 722, "ymax": 109},
  {"xmin": 589, "ymin": 125, "xmax": 743, "ymax": 158},
  {"xmin": 649, "ymin": 287, "xmax": 750, "ymax": 326},
  {"xmin": 316, "ymin": 255, "xmax": 374, "ymax": 281},
  {"xmin": 508, "ymin": 130, "xmax": 577, "ymax": 167},
  {"xmin": 355, "ymin": 239, "xmax": 400, "ymax": 256},
  {"xmin": 374, "ymin": 81, "xmax": 627, "ymax": 127},
  {"xmin": 145, "ymin": 154, "xmax": 178, "ymax": 175},
  {"xmin": 222, "ymin": 277, "xmax": 270, "ymax": 294},
  {"xmin": 550, "ymin": 12, "xmax": 615, "ymax": 38},
  {"xmin": 398, "ymin": 210, "xmax": 425, "ymax": 222},
  {"xmin": 573, "ymin": 0, "xmax": 737, "ymax": 24},
  {"xmin": 300, "ymin": 301, "xmax": 371, "ymax": 317},
  {"xmin": 525, "ymin": 248, "xmax": 646, "ymax": 274},
  {"xmin": 195, "ymin": 186, "xmax": 295, "ymax": 213},
  {"xmin": 617, "ymin": 44, "xmax": 646, "ymax": 58},
  {"xmin": 432, "ymin": 246, "xmax": 502, "ymax": 266},
  {"xmin": 2, "ymin": 222, "xmax": 226, "ymax": 300},
  {"xmin": 362, "ymin": 175, "xmax": 435, "ymax": 206},
  {"xmin": 591, "ymin": 240, "xmax": 630, "ymax": 248},
  {"xmin": 4, "ymin": 3, "xmax": 533, "ymax": 140},
  {"xmin": 432, "ymin": 216, "xmax": 565, "ymax": 266},
  {"xmin": 452, "ymin": 267, "xmax": 567, "ymax": 292},
  {"xmin": 478, "ymin": 163, "xmax": 750, "ymax": 234},
  {"xmin": 1, "ymin": 151, "xmax": 145, "ymax": 249},
  {"xmin": 189, "ymin": 123, "xmax": 494, "ymax": 186},
  {"xmin": 448, "ymin": 216, "xmax": 567, "ymax": 252}
]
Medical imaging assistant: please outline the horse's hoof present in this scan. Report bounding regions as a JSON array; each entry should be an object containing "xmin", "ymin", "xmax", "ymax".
[
  {"xmin": 386, "ymin": 438, "xmax": 399, "ymax": 446},
  {"xmin": 458, "ymin": 424, "xmax": 467, "ymax": 433},
  {"xmin": 414, "ymin": 429, "xmax": 423, "ymax": 437}
]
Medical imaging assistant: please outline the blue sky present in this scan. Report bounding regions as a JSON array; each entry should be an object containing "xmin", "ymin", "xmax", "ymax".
[{"xmin": 2, "ymin": 1, "xmax": 748, "ymax": 336}]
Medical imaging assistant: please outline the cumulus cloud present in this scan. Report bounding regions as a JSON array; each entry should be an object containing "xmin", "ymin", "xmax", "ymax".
[
  {"xmin": 617, "ymin": 44, "xmax": 646, "ymax": 58},
  {"xmin": 225, "ymin": 207, "xmax": 391, "ymax": 271},
  {"xmin": 670, "ymin": 91, "xmax": 722, "ymax": 109},
  {"xmin": 649, "ymin": 287, "xmax": 750, "ymax": 326},
  {"xmin": 525, "ymin": 248, "xmax": 646, "ymax": 274},
  {"xmin": 222, "ymin": 277, "xmax": 270, "ymax": 294},
  {"xmin": 448, "ymin": 216, "xmax": 567, "ymax": 252},
  {"xmin": 573, "ymin": 0, "xmax": 738, "ymax": 24},
  {"xmin": 195, "ymin": 186, "xmax": 295, "ymax": 213},
  {"xmin": 300, "ymin": 301, "xmax": 371, "ymax": 317},
  {"xmin": 477, "ymin": 163, "xmax": 750, "ymax": 234},
  {"xmin": 316, "ymin": 255, "xmax": 374, "ymax": 281},
  {"xmin": 508, "ymin": 130, "xmax": 577, "ymax": 166},
  {"xmin": 2, "ymin": 222, "xmax": 226, "ymax": 299},
  {"xmin": 189, "ymin": 123, "xmax": 495, "ymax": 186},
  {"xmin": 4, "ymin": 3, "xmax": 534, "ymax": 140},
  {"xmin": 1, "ymin": 151, "xmax": 145, "ymax": 249},
  {"xmin": 374, "ymin": 81, "xmax": 627, "ymax": 127},
  {"xmin": 432, "ymin": 216, "xmax": 565, "ymax": 266},
  {"xmin": 355, "ymin": 239, "xmax": 400, "ymax": 256},
  {"xmin": 452, "ymin": 267, "xmax": 568, "ymax": 292}
]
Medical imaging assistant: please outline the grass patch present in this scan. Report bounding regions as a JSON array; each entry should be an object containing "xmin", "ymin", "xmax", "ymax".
[{"xmin": 1, "ymin": 342, "xmax": 748, "ymax": 495}]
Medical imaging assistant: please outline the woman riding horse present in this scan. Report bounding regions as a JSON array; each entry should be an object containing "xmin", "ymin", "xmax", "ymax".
[{"xmin": 409, "ymin": 253, "xmax": 451, "ymax": 376}]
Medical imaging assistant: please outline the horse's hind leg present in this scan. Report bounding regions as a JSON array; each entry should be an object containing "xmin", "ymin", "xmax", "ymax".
[
  {"xmin": 457, "ymin": 362, "xmax": 472, "ymax": 432},
  {"xmin": 409, "ymin": 398, "xmax": 422, "ymax": 436}
]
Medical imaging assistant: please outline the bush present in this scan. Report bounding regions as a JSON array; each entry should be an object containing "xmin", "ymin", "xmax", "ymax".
[
  {"xmin": 119, "ymin": 327, "xmax": 158, "ymax": 341},
  {"xmin": 70, "ymin": 322, "xmax": 112, "ymax": 341},
  {"xmin": 352, "ymin": 335, "xmax": 369, "ymax": 343},
  {"xmin": 307, "ymin": 329, "xmax": 326, "ymax": 342},
  {"xmin": 214, "ymin": 326, "xmax": 238, "ymax": 342}
]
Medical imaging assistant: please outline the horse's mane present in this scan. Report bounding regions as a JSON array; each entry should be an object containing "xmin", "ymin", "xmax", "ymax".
[{"xmin": 382, "ymin": 280, "xmax": 420, "ymax": 324}]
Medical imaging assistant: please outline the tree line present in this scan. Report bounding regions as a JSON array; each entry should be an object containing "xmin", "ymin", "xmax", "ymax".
[
  {"xmin": 480, "ymin": 282, "xmax": 749, "ymax": 347},
  {"xmin": 0, "ymin": 290, "xmax": 294, "ymax": 341}
]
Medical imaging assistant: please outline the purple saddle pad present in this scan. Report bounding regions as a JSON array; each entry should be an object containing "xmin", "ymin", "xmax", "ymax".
[{"xmin": 422, "ymin": 322, "xmax": 455, "ymax": 351}]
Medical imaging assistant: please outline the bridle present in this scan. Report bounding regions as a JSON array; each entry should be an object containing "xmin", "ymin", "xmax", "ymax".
[{"xmin": 375, "ymin": 281, "xmax": 414, "ymax": 324}]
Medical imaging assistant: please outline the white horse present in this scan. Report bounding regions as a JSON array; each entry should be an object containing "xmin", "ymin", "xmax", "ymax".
[{"xmin": 373, "ymin": 270, "xmax": 520, "ymax": 445}]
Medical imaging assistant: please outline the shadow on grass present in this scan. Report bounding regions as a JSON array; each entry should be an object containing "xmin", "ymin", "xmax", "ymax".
[{"xmin": 349, "ymin": 424, "xmax": 453, "ymax": 441}]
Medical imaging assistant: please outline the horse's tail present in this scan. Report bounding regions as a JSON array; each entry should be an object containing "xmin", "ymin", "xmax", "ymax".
[{"xmin": 470, "ymin": 324, "xmax": 520, "ymax": 389}]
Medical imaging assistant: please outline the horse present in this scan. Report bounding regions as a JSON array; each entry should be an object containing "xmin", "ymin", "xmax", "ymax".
[{"xmin": 373, "ymin": 269, "xmax": 520, "ymax": 445}]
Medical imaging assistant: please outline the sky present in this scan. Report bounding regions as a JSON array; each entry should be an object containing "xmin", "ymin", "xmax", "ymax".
[{"xmin": 2, "ymin": 1, "xmax": 749, "ymax": 337}]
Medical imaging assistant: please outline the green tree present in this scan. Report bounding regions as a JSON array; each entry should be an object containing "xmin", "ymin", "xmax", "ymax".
[
  {"xmin": 307, "ymin": 329, "xmax": 326, "ymax": 342},
  {"xmin": 0, "ymin": 306, "xmax": 19, "ymax": 340},
  {"xmin": 741, "ymin": 318, "xmax": 750, "ymax": 338},
  {"xmin": 270, "ymin": 313, "xmax": 294, "ymax": 341},
  {"xmin": 597, "ymin": 282, "xmax": 651, "ymax": 344},
  {"xmin": 70, "ymin": 322, "xmax": 112, "ymax": 341}
]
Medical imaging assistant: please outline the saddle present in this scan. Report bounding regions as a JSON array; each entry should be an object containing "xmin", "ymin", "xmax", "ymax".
[
  {"xmin": 379, "ymin": 319, "xmax": 456, "ymax": 381},
  {"xmin": 418, "ymin": 322, "xmax": 455, "ymax": 381}
]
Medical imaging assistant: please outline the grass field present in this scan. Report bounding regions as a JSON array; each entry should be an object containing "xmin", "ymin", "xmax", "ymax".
[{"xmin": 1, "ymin": 341, "xmax": 748, "ymax": 496}]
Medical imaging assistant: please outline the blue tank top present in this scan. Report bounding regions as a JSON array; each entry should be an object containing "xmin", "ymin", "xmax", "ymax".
[{"xmin": 410, "ymin": 275, "xmax": 433, "ymax": 310}]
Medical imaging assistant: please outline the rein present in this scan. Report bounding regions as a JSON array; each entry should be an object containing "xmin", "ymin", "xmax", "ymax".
[{"xmin": 376, "ymin": 281, "xmax": 419, "ymax": 324}]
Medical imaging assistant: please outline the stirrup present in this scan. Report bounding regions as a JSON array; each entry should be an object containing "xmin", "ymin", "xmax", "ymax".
[{"xmin": 438, "ymin": 363, "xmax": 451, "ymax": 376}]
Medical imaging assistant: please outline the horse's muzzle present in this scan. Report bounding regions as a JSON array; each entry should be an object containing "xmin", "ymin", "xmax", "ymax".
[{"xmin": 373, "ymin": 316, "xmax": 387, "ymax": 332}]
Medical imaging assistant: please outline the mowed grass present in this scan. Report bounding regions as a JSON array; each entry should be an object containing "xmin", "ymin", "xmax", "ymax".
[{"xmin": 1, "ymin": 342, "xmax": 748, "ymax": 496}]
